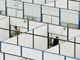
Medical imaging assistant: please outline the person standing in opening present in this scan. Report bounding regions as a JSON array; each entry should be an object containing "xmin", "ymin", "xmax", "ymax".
[
  {"xmin": 14, "ymin": 26, "xmax": 20, "ymax": 36},
  {"xmin": 53, "ymin": 36, "xmax": 59, "ymax": 46}
]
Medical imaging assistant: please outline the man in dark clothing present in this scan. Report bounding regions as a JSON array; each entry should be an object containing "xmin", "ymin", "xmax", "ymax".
[{"xmin": 53, "ymin": 36, "xmax": 59, "ymax": 46}]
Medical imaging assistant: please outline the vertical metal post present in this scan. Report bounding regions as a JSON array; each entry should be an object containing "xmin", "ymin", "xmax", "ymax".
[
  {"xmin": 17, "ymin": 35, "xmax": 19, "ymax": 45},
  {"xmin": 54, "ymin": 1, "xmax": 56, "ymax": 7},
  {"xmin": 59, "ymin": 44, "xmax": 60, "ymax": 55},
  {"xmin": 33, "ymin": 29, "xmax": 34, "ymax": 48},
  {"xmin": 64, "ymin": 56, "xmax": 66, "ymax": 60},
  {"xmin": 20, "ymin": 46, "xmax": 22, "ymax": 57},
  {"xmin": 67, "ymin": 0, "xmax": 69, "ymax": 9},
  {"xmin": 32, "ymin": 0, "xmax": 34, "ymax": 4},
  {"xmin": 0, "ymin": 41, "xmax": 1, "ymax": 52},
  {"xmin": 67, "ymin": 24, "xmax": 69, "ymax": 41},
  {"xmin": 40, "ymin": 5, "xmax": 43, "ymax": 22},
  {"xmin": 47, "ymin": 24, "xmax": 49, "ymax": 49},
  {"xmin": 59, "ymin": 8, "xmax": 61, "ymax": 26},
  {"xmin": 45, "ymin": 0, "xmax": 46, "ymax": 4},
  {"xmin": 3, "ymin": 53, "xmax": 5, "ymax": 60},
  {"xmin": 27, "ymin": 20, "xmax": 29, "ymax": 31},
  {"xmin": 74, "ymin": 38, "xmax": 76, "ymax": 58},
  {"xmin": 42, "ymin": 51, "xmax": 44, "ymax": 60},
  {"xmin": 9, "ymin": 16, "xmax": 11, "ymax": 38},
  {"xmin": 5, "ymin": 0, "xmax": 7, "ymax": 16},
  {"xmin": 78, "ymin": 11, "xmax": 80, "ymax": 29},
  {"xmin": 23, "ymin": 2, "xmax": 24, "ymax": 19}
]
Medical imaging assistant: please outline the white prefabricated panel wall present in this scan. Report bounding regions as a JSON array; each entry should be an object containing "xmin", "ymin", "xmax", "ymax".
[
  {"xmin": 24, "ymin": 3, "xmax": 40, "ymax": 18},
  {"xmin": 0, "ymin": 16, "xmax": 9, "ymax": 41},
  {"xmin": 56, "ymin": 0, "xmax": 67, "ymax": 8},
  {"xmin": 0, "ymin": 0, "xmax": 5, "ymax": 11},
  {"xmin": 69, "ymin": 1, "xmax": 80, "ymax": 10},
  {"xmin": 49, "ymin": 24, "xmax": 67, "ymax": 40},
  {"xmin": 7, "ymin": 1, "xmax": 23, "ymax": 18},
  {"xmin": 61, "ymin": 9, "xmax": 78, "ymax": 24}
]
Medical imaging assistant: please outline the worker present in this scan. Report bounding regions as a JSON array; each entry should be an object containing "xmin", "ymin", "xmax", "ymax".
[
  {"xmin": 53, "ymin": 36, "xmax": 59, "ymax": 46},
  {"xmin": 14, "ymin": 26, "xmax": 20, "ymax": 36}
]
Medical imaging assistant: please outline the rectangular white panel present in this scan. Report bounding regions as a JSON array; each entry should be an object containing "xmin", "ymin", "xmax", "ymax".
[
  {"xmin": 0, "ymin": 15, "xmax": 6, "ymax": 19},
  {"xmin": 22, "ymin": 47, "xmax": 42, "ymax": 60},
  {"xmin": 11, "ymin": 17, "xmax": 27, "ymax": 28},
  {"xmin": 34, "ymin": 36, "xmax": 47, "ymax": 50},
  {"xmin": 0, "ymin": 53, "xmax": 3, "ymax": 60},
  {"xmin": 0, "ymin": 29, "xmax": 9, "ymax": 41},
  {"xmin": 61, "ymin": 10, "xmax": 78, "ymax": 24},
  {"xmin": 34, "ymin": 24, "xmax": 47, "ymax": 36},
  {"xmin": 24, "ymin": 3, "xmax": 40, "ymax": 17},
  {"xmin": 29, "ymin": 21, "xmax": 45, "ymax": 30},
  {"xmin": 21, "ymin": 0, "xmax": 32, "ymax": 2},
  {"xmin": 76, "ymin": 44, "xmax": 80, "ymax": 58},
  {"xmin": 5, "ymin": 54, "xmax": 25, "ymax": 60},
  {"xmin": 52, "ymin": 17, "xmax": 59, "ymax": 25},
  {"xmin": 42, "ymin": 6, "xmax": 59, "ymax": 16},
  {"xmin": 19, "ymin": 34, "xmax": 33, "ymax": 48},
  {"xmin": 69, "ymin": 1, "xmax": 80, "ymax": 11},
  {"xmin": 2, "ymin": 43, "xmax": 20, "ymax": 56},
  {"xmin": 46, "ymin": 0, "xmax": 55, "ymax": 3},
  {"xmin": 0, "ymin": 17, "xmax": 9, "ymax": 29},
  {"xmin": 16, "ymin": 10, "xmax": 23, "ymax": 18},
  {"xmin": 66, "ymin": 57, "xmax": 78, "ymax": 60},
  {"xmin": 34, "ymin": 0, "xmax": 45, "ymax": 4},
  {"xmin": 56, "ymin": 0, "xmax": 67, "ymax": 8},
  {"xmin": 0, "ymin": 0, "xmax": 5, "ymax": 10},
  {"xmin": 4, "ymin": 36, "xmax": 17, "ymax": 44},
  {"xmin": 60, "ymin": 42, "xmax": 74, "ymax": 57},
  {"xmin": 76, "ymin": 36, "xmax": 80, "ymax": 43},
  {"xmin": 69, "ymin": 28, "xmax": 80, "ymax": 41},
  {"xmin": 7, "ymin": 1, "xmax": 22, "ymax": 9},
  {"xmin": 43, "ymin": 15, "xmax": 52, "ymax": 23},
  {"xmin": 49, "ymin": 24, "xmax": 67, "ymax": 40},
  {"xmin": 44, "ymin": 52, "xmax": 64, "ymax": 60},
  {"xmin": 7, "ymin": 8, "xmax": 16, "ymax": 16}
]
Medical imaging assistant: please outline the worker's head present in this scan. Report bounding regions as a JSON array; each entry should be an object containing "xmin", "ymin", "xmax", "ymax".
[
  {"xmin": 56, "ymin": 36, "xmax": 59, "ymax": 39},
  {"xmin": 14, "ymin": 26, "xmax": 17, "ymax": 29}
]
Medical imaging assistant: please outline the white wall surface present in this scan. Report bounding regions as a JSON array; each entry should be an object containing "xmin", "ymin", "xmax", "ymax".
[
  {"xmin": 69, "ymin": 1, "xmax": 80, "ymax": 11},
  {"xmin": 76, "ymin": 44, "xmax": 80, "ymax": 58},
  {"xmin": 56, "ymin": 0, "xmax": 67, "ymax": 8},
  {"xmin": 4, "ymin": 36, "xmax": 17, "ymax": 44},
  {"xmin": 34, "ymin": 24, "xmax": 47, "ymax": 36},
  {"xmin": 66, "ymin": 57, "xmax": 78, "ymax": 60},
  {"xmin": 22, "ymin": 47, "xmax": 42, "ymax": 60},
  {"xmin": 34, "ymin": 0, "xmax": 45, "ymax": 4},
  {"xmin": 42, "ymin": 6, "xmax": 59, "ymax": 16},
  {"xmin": 24, "ymin": 3, "xmax": 40, "ymax": 18},
  {"xmin": 5, "ymin": 54, "xmax": 25, "ymax": 60},
  {"xmin": 19, "ymin": 34, "xmax": 33, "ymax": 48},
  {"xmin": 10, "ymin": 17, "xmax": 27, "ymax": 28},
  {"xmin": 69, "ymin": 28, "xmax": 80, "ymax": 41},
  {"xmin": 0, "ymin": 0, "xmax": 5, "ymax": 11},
  {"xmin": 34, "ymin": 36, "xmax": 47, "ymax": 50},
  {"xmin": 0, "ymin": 17, "xmax": 9, "ymax": 29},
  {"xmin": 2, "ymin": 43, "xmax": 20, "ymax": 56},
  {"xmin": 21, "ymin": 0, "xmax": 32, "ymax": 2},
  {"xmin": 0, "ymin": 29, "xmax": 9, "ymax": 41},
  {"xmin": 60, "ymin": 42, "xmax": 74, "ymax": 57},
  {"xmin": 44, "ymin": 52, "xmax": 64, "ymax": 60},
  {"xmin": 0, "ymin": 53, "xmax": 3, "ymax": 60},
  {"xmin": 29, "ymin": 21, "xmax": 45, "ymax": 30},
  {"xmin": 49, "ymin": 24, "xmax": 67, "ymax": 40},
  {"xmin": 61, "ymin": 10, "xmax": 78, "ymax": 24}
]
